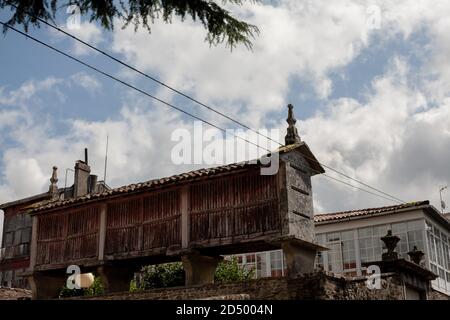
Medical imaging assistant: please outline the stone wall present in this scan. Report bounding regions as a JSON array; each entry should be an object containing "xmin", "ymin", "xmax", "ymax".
[
  {"xmin": 1, "ymin": 211, "xmax": 32, "ymax": 261},
  {"xmin": 0, "ymin": 286, "xmax": 31, "ymax": 300},
  {"xmin": 428, "ymin": 289, "xmax": 450, "ymax": 300},
  {"xmin": 73, "ymin": 272, "xmax": 412, "ymax": 300},
  {"xmin": 0, "ymin": 206, "xmax": 33, "ymax": 288}
]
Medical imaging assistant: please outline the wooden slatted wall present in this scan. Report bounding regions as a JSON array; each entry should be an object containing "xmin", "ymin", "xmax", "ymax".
[
  {"xmin": 36, "ymin": 206, "xmax": 100, "ymax": 266},
  {"xmin": 190, "ymin": 170, "xmax": 279, "ymax": 242}
]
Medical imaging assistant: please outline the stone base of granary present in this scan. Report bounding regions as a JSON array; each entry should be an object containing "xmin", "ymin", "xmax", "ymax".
[
  {"xmin": 181, "ymin": 253, "xmax": 223, "ymax": 286},
  {"xmin": 97, "ymin": 265, "xmax": 136, "ymax": 294},
  {"xmin": 66, "ymin": 271, "xmax": 447, "ymax": 300},
  {"xmin": 28, "ymin": 272, "xmax": 66, "ymax": 300}
]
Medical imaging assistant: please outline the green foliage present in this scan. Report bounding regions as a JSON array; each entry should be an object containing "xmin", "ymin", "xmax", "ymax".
[
  {"xmin": 133, "ymin": 256, "xmax": 254, "ymax": 291},
  {"xmin": 129, "ymin": 279, "xmax": 139, "ymax": 292},
  {"xmin": 1, "ymin": 0, "xmax": 259, "ymax": 49},
  {"xmin": 58, "ymin": 284, "xmax": 84, "ymax": 298},
  {"xmin": 136, "ymin": 262, "xmax": 185, "ymax": 290},
  {"xmin": 58, "ymin": 274, "xmax": 104, "ymax": 298},
  {"xmin": 84, "ymin": 274, "xmax": 104, "ymax": 296},
  {"xmin": 215, "ymin": 257, "xmax": 255, "ymax": 283}
]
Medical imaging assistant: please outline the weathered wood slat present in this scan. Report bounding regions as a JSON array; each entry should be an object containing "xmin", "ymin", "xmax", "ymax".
[
  {"xmin": 190, "ymin": 171, "xmax": 280, "ymax": 242},
  {"xmin": 36, "ymin": 206, "xmax": 100, "ymax": 266},
  {"xmin": 35, "ymin": 168, "xmax": 281, "ymax": 268}
]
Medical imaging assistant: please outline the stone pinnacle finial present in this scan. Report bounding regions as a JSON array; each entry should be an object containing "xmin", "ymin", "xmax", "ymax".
[
  {"xmin": 50, "ymin": 166, "xmax": 58, "ymax": 184},
  {"xmin": 407, "ymin": 246, "xmax": 425, "ymax": 265},
  {"xmin": 381, "ymin": 230, "xmax": 400, "ymax": 261},
  {"xmin": 49, "ymin": 166, "xmax": 59, "ymax": 197},
  {"xmin": 284, "ymin": 104, "xmax": 301, "ymax": 145}
]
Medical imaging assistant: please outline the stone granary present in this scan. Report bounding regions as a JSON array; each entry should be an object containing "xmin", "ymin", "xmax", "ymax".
[
  {"xmin": 16, "ymin": 104, "xmax": 327, "ymax": 299},
  {"xmin": 0, "ymin": 151, "xmax": 109, "ymax": 288}
]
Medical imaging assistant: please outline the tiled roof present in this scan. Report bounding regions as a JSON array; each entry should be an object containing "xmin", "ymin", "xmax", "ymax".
[
  {"xmin": 29, "ymin": 161, "xmax": 259, "ymax": 214},
  {"xmin": 29, "ymin": 142, "xmax": 324, "ymax": 214},
  {"xmin": 314, "ymin": 201, "xmax": 430, "ymax": 223},
  {"xmin": 0, "ymin": 191, "xmax": 51, "ymax": 210}
]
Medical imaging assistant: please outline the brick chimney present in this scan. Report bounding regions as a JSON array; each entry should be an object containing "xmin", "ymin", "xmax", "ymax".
[{"xmin": 74, "ymin": 148, "xmax": 91, "ymax": 197}]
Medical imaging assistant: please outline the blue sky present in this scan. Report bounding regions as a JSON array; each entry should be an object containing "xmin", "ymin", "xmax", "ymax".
[{"xmin": 1, "ymin": 1, "xmax": 450, "ymax": 238}]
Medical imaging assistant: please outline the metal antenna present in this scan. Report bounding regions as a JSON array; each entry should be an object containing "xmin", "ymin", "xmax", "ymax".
[
  {"xmin": 103, "ymin": 134, "xmax": 109, "ymax": 184},
  {"xmin": 439, "ymin": 186, "xmax": 448, "ymax": 214},
  {"xmin": 64, "ymin": 168, "xmax": 75, "ymax": 191}
]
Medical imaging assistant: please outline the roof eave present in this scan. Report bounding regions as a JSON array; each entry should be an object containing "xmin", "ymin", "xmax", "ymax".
[
  {"xmin": 0, "ymin": 192, "xmax": 52, "ymax": 210},
  {"xmin": 314, "ymin": 203, "xmax": 432, "ymax": 225}
]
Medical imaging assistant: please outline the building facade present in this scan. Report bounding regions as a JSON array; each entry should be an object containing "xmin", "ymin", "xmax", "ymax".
[
  {"xmin": 0, "ymin": 193, "xmax": 48, "ymax": 288},
  {"xmin": 0, "ymin": 152, "xmax": 108, "ymax": 288},
  {"xmin": 235, "ymin": 201, "xmax": 450, "ymax": 296}
]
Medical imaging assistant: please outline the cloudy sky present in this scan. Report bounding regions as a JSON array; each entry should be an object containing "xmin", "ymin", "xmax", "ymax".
[{"xmin": 1, "ymin": 0, "xmax": 450, "ymax": 237}]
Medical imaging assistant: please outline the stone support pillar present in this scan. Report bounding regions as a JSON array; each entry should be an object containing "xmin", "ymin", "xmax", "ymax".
[
  {"xmin": 181, "ymin": 254, "xmax": 222, "ymax": 286},
  {"xmin": 28, "ymin": 272, "xmax": 66, "ymax": 300},
  {"xmin": 97, "ymin": 265, "xmax": 135, "ymax": 294},
  {"xmin": 281, "ymin": 240, "xmax": 319, "ymax": 278}
]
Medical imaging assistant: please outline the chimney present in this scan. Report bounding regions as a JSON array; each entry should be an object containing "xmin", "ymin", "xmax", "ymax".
[
  {"xmin": 74, "ymin": 148, "xmax": 91, "ymax": 197},
  {"xmin": 88, "ymin": 174, "xmax": 98, "ymax": 194},
  {"xmin": 48, "ymin": 166, "xmax": 59, "ymax": 199}
]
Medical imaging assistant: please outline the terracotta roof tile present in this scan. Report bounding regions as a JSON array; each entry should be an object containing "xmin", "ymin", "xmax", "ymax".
[
  {"xmin": 29, "ymin": 161, "xmax": 257, "ymax": 214},
  {"xmin": 28, "ymin": 142, "xmax": 324, "ymax": 214},
  {"xmin": 314, "ymin": 201, "xmax": 430, "ymax": 223}
]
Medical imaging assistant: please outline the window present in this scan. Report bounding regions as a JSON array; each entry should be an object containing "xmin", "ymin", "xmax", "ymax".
[
  {"xmin": 244, "ymin": 254, "xmax": 257, "ymax": 274},
  {"xmin": 315, "ymin": 234, "xmax": 326, "ymax": 271},
  {"xmin": 407, "ymin": 229, "xmax": 424, "ymax": 252},
  {"xmin": 315, "ymin": 251, "xmax": 324, "ymax": 271},
  {"xmin": 392, "ymin": 222, "xmax": 408, "ymax": 259},
  {"xmin": 270, "ymin": 251, "xmax": 284, "ymax": 277},
  {"xmin": 327, "ymin": 241, "xmax": 343, "ymax": 274},
  {"xmin": 426, "ymin": 220, "xmax": 450, "ymax": 293},
  {"xmin": 321, "ymin": 230, "xmax": 357, "ymax": 275},
  {"xmin": 341, "ymin": 231, "xmax": 356, "ymax": 270},
  {"xmin": 256, "ymin": 253, "xmax": 267, "ymax": 278}
]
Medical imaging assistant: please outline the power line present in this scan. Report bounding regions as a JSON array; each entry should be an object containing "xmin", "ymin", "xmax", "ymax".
[
  {"xmin": 320, "ymin": 164, "xmax": 404, "ymax": 203},
  {"xmin": 7, "ymin": 5, "xmax": 279, "ymax": 147},
  {"xmin": 0, "ymin": 21, "xmax": 269, "ymax": 154},
  {"xmin": 322, "ymin": 173, "xmax": 402, "ymax": 203},
  {"xmin": 0, "ymin": 21, "xmax": 403, "ymax": 205},
  {"xmin": 5, "ymin": 5, "xmax": 406, "ymax": 204},
  {"xmin": 22, "ymin": 13, "xmax": 405, "ymax": 202}
]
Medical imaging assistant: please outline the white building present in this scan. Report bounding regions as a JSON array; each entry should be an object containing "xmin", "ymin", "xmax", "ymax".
[{"xmin": 235, "ymin": 200, "xmax": 450, "ymax": 296}]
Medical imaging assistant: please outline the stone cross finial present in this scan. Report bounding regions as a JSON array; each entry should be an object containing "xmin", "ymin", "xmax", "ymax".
[
  {"xmin": 285, "ymin": 104, "xmax": 301, "ymax": 145},
  {"xmin": 381, "ymin": 230, "xmax": 400, "ymax": 261},
  {"xmin": 49, "ymin": 166, "xmax": 59, "ymax": 198}
]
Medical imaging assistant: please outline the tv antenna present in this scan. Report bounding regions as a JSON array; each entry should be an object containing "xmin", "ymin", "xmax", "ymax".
[
  {"xmin": 103, "ymin": 134, "xmax": 109, "ymax": 184},
  {"xmin": 439, "ymin": 186, "xmax": 448, "ymax": 214}
]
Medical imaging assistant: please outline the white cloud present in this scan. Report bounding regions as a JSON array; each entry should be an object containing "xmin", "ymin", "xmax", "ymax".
[
  {"xmin": 111, "ymin": 0, "xmax": 374, "ymax": 126},
  {"xmin": 0, "ymin": 77, "xmax": 62, "ymax": 106},
  {"xmin": 70, "ymin": 72, "xmax": 102, "ymax": 93},
  {"xmin": 299, "ymin": 57, "xmax": 450, "ymax": 212},
  {"xmin": 2, "ymin": 0, "xmax": 450, "ymax": 239}
]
